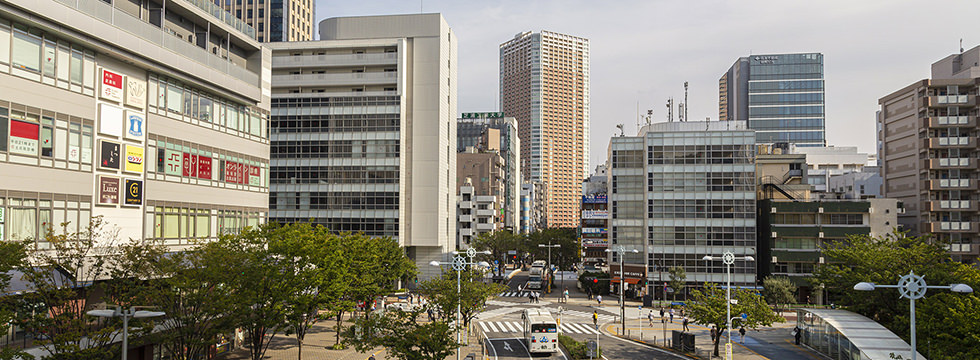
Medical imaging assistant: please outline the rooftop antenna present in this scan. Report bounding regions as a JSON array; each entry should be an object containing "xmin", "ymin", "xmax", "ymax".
[
  {"xmin": 666, "ymin": 98, "xmax": 673, "ymax": 122},
  {"xmin": 961, "ymin": 38, "xmax": 964, "ymax": 53},
  {"xmin": 684, "ymin": 81, "xmax": 689, "ymax": 123},
  {"xmin": 616, "ymin": 124, "xmax": 625, "ymax": 137},
  {"xmin": 646, "ymin": 110, "xmax": 653, "ymax": 125},
  {"xmin": 636, "ymin": 101, "xmax": 640, "ymax": 133}
]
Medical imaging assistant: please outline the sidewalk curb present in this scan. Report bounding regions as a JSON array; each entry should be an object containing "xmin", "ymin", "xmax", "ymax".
[{"xmin": 597, "ymin": 320, "xmax": 701, "ymax": 360}]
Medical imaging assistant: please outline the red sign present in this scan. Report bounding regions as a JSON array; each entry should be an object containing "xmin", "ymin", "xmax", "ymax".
[
  {"xmin": 182, "ymin": 153, "xmax": 197, "ymax": 177},
  {"xmin": 198, "ymin": 156, "xmax": 212, "ymax": 179},
  {"xmin": 225, "ymin": 161, "xmax": 239, "ymax": 183},
  {"xmin": 10, "ymin": 120, "xmax": 39, "ymax": 156},
  {"xmin": 239, "ymin": 162, "xmax": 247, "ymax": 184},
  {"xmin": 102, "ymin": 70, "xmax": 122, "ymax": 89}
]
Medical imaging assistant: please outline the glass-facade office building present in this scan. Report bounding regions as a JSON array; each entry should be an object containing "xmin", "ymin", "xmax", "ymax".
[{"xmin": 720, "ymin": 53, "xmax": 825, "ymax": 146}]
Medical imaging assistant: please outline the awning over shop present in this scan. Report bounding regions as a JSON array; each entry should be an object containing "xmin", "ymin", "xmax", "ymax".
[{"xmin": 610, "ymin": 277, "xmax": 642, "ymax": 285}]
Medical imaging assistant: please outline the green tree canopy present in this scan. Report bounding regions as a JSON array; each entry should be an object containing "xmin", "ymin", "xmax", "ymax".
[
  {"xmin": 667, "ymin": 266, "xmax": 687, "ymax": 301},
  {"xmin": 0, "ymin": 241, "xmax": 29, "ymax": 360},
  {"xmin": 761, "ymin": 276, "xmax": 796, "ymax": 309},
  {"xmin": 687, "ymin": 283, "xmax": 784, "ymax": 356},
  {"xmin": 345, "ymin": 309, "xmax": 458, "ymax": 360},
  {"xmin": 525, "ymin": 228, "xmax": 580, "ymax": 271},
  {"xmin": 470, "ymin": 230, "xmax": 521, "ymax": 275},
  {"xmin": 418, "ymin": 266, "xmax": 506, "ymax": 327},
  {"xmin": 812, "ymin": 232, "xmax": 980, "ymax": 360}
]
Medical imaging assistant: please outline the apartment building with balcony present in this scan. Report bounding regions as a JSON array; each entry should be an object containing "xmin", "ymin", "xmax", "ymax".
[
  {"xmin": 757, "ymin": 199, "xmax": 900, "ymax": 304},
  {"xmin": 267, "ymin": 14, "xmax": 457, "ymax": 280},
  {"xmin": 0, "ymin": 0, "xmax": 270, "ymax": 353},
  {"xmin": 456, "ymin": 146, "xmax": 506, "ymax": 248},
  {"xmin": 218, "ymin": 0, "xmax": 314, "ymax": 42},
  {"xmin": 879, "ymin": 44, "xmax": 980, "ymax": 262},
  {"xmin": 457, "ymin": 178, "xmax": 499, "ymax": 248},
  {"xmin": 581, "ymin": 164, "xmax": 608, "ymax": 267},
  {"xmin": 607, "ymin": 121, "xmax": 757, "ymax": 299},
  {"xmin": 457, "ymin": 112, "xmax": 520, "ymax": 230}
]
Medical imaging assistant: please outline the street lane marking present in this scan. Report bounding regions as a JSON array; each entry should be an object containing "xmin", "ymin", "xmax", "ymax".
[{"xmin": 479, "ymin": 321, "xmax": 490, "ymax": 333}]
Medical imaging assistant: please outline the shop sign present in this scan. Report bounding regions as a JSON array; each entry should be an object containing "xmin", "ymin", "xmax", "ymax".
[
  {"xmin": 611, "ymin": 265, "xmax": 646, "ymax": 279},
  {"xmin": 197, "ymin": 156, "xmax": 212, "ymax": 179},
  {"xmin": 99, "ymin": 103, "xmax": 123, "ymax": 137},
  {"xmin": 249, "ymin": 165, "xmax": 261, "ymax": 186},
  {"xmin": 461, "ymin": 112, "xmax": 505, "ymax": 119},
  {"xmin": 581, "ymin": 227, "xmax": 608, "ymax": 234},
  {"xmin": 182, "ymin": 153, "xmax": 197, "ymax": 178},
  {"xmin": 125, "ymin": 78, "xmax": 146, "ymax": 109},
  {"xmin": 125, "ymin": 111, "xmax": 144, "ymax": 142},
  {"xmin": 582, "ymin": 194, "xmax": 607, "ymax": 204},
  {"xmin": 124, "ymin": 179, "xmax": 142, "ymax": 206},
  {"xmin": 9, "ymin": 120, "xmax": 39, "ymax": 156},
  {"xmin": 225, "ymin": 161, "xmax": 239, "ymax": 183},
  {"xmin": 582, "ymin": 210, "xmax": 609, "ymax": 219},
  {"xmin": 100, "ymin": 68, "xmax": 124, "ymax": 103},
  {"xmin": 98, "ymin": 176, "xmax": 120, "ymax": 205},
  {"xmin": 99, "ymin": 140, "xmax": 121, "ymax": 170},
  {"xmin": 124, "ymin": 145, "xmax": 144, "ymax": 174},
  {"xmin": 163, "ymin": 149, "xmax": 182, "ymax": 175}
]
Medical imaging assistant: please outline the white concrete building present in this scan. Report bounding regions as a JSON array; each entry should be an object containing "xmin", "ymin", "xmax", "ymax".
[
  {"xmin": 793, "ymin": 145, "xmax": 877, "ymax": 198},
  {"xmin": 457, "ymin": 178, "xmax": 499, "ymax": 248},
  {"xmin": 268, "ymin": 13, "xmax": 457, "ymax": 280}
]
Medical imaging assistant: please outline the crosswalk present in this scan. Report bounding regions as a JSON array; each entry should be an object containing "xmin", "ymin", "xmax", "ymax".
[
  {"xmin": 561, "ymin": 309, "xmax": 616, "ymax": 322},
  {"xmin": 497, "ymin": 291, "xmax": 540, "ymax": 297},
  {"xmin": 477, "ymin": 321, "xmax": 601, "ymax": 335}
]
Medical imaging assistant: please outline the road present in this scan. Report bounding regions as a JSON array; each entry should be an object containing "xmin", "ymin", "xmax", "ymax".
[{"xmin": 477, "ymin": 269, "xmax": 687, "ymax": 360}]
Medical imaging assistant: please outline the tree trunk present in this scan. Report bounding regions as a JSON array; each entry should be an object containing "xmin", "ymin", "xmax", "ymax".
[
  {"xmin": 335, "ymin": 311, "xmax": 343, "ymax": 345},
  {"xmin": 297, "ymin": 336, "xmax": 303, "ymax": 360}
]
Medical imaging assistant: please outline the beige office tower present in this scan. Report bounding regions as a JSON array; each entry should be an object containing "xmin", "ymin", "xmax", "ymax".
[
  {"xmin": 269, "ymin": 14, "xmax": 457, "ymax": 280},
  {"xmin": 879, "ymin": 45, "xmax": 980, "ymax": 263},
  {"xmin": 500, "ymin": 31, "xmax": 589, "ymax": 228},
  {"xmin": 219, "ymin": 0, "xmax": 314, "ymax": 42}
]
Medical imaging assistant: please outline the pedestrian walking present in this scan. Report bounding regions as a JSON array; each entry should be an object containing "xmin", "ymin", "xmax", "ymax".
[
  {"xmin": 369, "ymin": 355, "xmax": 376, "ymax": 360},
  {"xmin": 587, "ymin": 288, "xmax": 593, "ymax": 300},
  {"xmin": 659, "ymin": 308, "xmax": 665, "ymax": 321},
  {"xmin": 563, "ymin": 288, "xmax": 569, "ymax": 303},
  {"xmin": 596, "ymin": 294, "xmax": 602, "ymax": 305},
  {"xmin": 528, "ymin": 291, "xmax": 534, "ymax": 303},
  {"xmin": 793, "ymin": 326, "xmax": 802, "ymax": 345},
  {"xmin": 427, "ymin": 308, "xmax": 434, "ymax": 322},
  {"xmin": 647, "ymin": 310, "xmax": 654, "ymax": 326},
  {"xmin": 739, "ymin": 327, "xmax": 746, "ymax": 344},
  {"xmin": 669, "ymin": 308, "xmax": 674, "ymax": 323},
  {"xmin": 683, "ymin": 317, "xmax": 690, "ymax": 332},
  {"xmin": 710, "ymin": 326, "xmax": 717, "ymax": 343}
]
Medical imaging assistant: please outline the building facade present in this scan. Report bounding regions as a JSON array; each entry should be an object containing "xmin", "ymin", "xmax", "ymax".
[
  {"xmin": 268, "ymin": 14, "xmax": 457, "ymax": 280},
  {"xmin": 720, "ymin": 53, "xmax": 825, "ymax": 147},
  {"xmin": 520, "ymin": 182, "xmax": 547, "ymax": 234},
  {"xmin": 456, "ymin": 147, "xmax": 505, "ymax": 248},
  {"xmin": 581, "ymin": 164, "xmax": 608, "ymax": 267},
  {"xmin": 827, "ymin": 170, "xmax": 882, "ymax": 199},
  {"xmin": 793, "ymin": 146, "xmax": 875, "ymax": 195},
  {"xmin": 457, "ymin": 178, "xmax": 499, "ymax": 248},
  {"xmin": 218, "ymin": 0, "xmax": 314, "ymax": 42},
  {"xmin": 457, "ymin": 112, "xmax": 520, "ymax": 230},
  {"xmin": 879, "ymin": 45, "xmax": 980, "ymax": 262},
  {"xmin": 608, "ymin": 121, "xmax": 757, "ymax": 299},
  {"xmin": 500, "ymin": 30, "xmax": 589, "ymax": 228},
  {"xmin": 757, "ymin": 199, "xmax": 900, "ymax": 303}
]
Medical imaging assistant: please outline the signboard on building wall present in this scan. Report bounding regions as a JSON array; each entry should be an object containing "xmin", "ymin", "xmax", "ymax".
[
  {"xmin": 582, "ymin": 210, "xmax": 609, "ymax": 219},
  {"xmin": 198, "ymin": 156, "xmax": 212, "ymax": 179},
  {"xmin": 99, "ymin": 103, "xmax": 123, "ymax": 137},
  {"xmin": 581, "ymin": 227, "xmax": 608, "ymax": 235},
  {"xmin": 461, "ymin": 112, "xmax": 505, "ymax": 119},
  {"xmin": 249, "ymin": 166, "xmax": 261, "ymax": 186},
  {"xmin": 582, "ymin": 194, "xmax": 607, "ymax": 204},
  {"xmin": 611, "ymin": 264, "xmax": 647, "ymax": 279},
  {"xmin": 163, "ymin": 149, "xmax": 182, "ymax": 175},
  {"xmin": 182, "ymin": 153, "xmax": 197, "ymax": 178},
  {"xmin": 100, "ymin": 68, "xmax": 124, "ymax": 103},
  {"xmin": 124, "ymin": 145, "xmax": 144, "ymax": 174},
  {"xmin": 225, "ymin": 161, "xmax": 240, "ymax": 183},
  {"xmin": 124, "ymin": 111, "xmax": 144, "ymax": 142},
  {"xmin": 99, "ymin": 140, "xmax": 121, "ymax": 170},
  {"xmin": 97, "ymin": 175, "xmax": 120, "ymax": 206},
  {"xmin": 9, "ymin": 120, "xmax": 39, "ymax": 156},
  {"xmin": 582, "ymin": 239, "xmax": 609, "ymax": 247},
  {"xmin": 124, "ymin": 179, "xmax": 142, "ymax": 206},
  {"xmin": 124, "ymin": 78, "xmax": 146, "ymax": 109}
]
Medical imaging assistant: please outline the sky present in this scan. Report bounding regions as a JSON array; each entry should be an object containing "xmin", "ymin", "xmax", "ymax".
[{"xmin": 315, "ymin": 0, "xmax": 980, "ymax": 169}]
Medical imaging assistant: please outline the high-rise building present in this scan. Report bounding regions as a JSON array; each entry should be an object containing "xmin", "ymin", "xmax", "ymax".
[
  {"xmin": 608, "ymin": 121, "xmax": 756, "ymax": 299},
  {"xmin": 457, "ymin": 112, "xmax": 520, "ymax": 230},
  {"xmin": 720, "ymin": 53, "xmax": 826, "ymax": 147},
  {"xmin": 0, "ymin": 0, "xmax": 270, "ymax": 256},
  {"xmin": 879, "ymin": 45, "xmax": 980, "ymax": 262},
  {"xmin": 218, "ymin": 0, "xmax": 314, "ymax": 42},
  {"xmin": 268, "ymin": 14, "xmax": 457, "ymax": 280},
  {"xmin": 500, "ymin": 30, "xmax": 589, "ymax": 228}
]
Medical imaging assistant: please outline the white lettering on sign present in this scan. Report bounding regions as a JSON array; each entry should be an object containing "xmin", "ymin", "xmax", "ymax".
[{"xmin": 754, "ymin": 55, "xmax": 779, "ymax": 64}]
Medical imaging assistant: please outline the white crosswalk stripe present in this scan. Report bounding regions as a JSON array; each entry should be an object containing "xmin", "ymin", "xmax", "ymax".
[
  {"xmin": 560, "ymin": 309, "xmax": 616, "ymax": 321},
  {"xmin": 477, "ymin": 321, "xmax": 599, "ymax": 335}
]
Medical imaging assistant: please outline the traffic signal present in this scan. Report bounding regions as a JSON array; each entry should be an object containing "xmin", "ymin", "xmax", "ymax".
[{"xmin": 593, "ymin": 278, "xmax": 598, "ymax": 284}]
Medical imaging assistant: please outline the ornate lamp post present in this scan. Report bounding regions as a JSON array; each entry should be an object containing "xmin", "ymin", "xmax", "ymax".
[
  {"xmin": 702, "ymin": 251, "xmax": 754, "ymax": 360},
  {"xmin": 606, "ymin": 245, "xmax": 638, "ymax": 333},
  {"xmin": 430, "ymin": 248, "xmax": 491, "ymax": 360}
]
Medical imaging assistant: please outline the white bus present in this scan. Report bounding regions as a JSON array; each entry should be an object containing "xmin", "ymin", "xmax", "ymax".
[
  {"xmin": 526, "ymin": 260, "xmax": 548, "ymax": 290},
  {"xmin": 522, "ymin": 309, "xmax": 559, "ymax": 354}
]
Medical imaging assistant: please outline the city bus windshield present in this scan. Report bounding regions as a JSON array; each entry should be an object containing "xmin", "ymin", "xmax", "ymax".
[{"xmin": 532, "ymin": 324, "xmax": 557, "ymax": 333}]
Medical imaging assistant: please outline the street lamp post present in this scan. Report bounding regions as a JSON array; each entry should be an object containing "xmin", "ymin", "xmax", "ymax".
[
  {"xmin": 702, "ymin": 251, "xmax": 754, "ymax": 360},
  {"xmin": 539, "ymin": 243, "xmax": 560, "ymax": 293},
  {"xmin": 854, "ymin": 271, "xmax": 973, "ymax": 360},
  {"xmin": 430, "ymin": 248, "xmax": 492, "ymax": 360},
  {"xmin": 86, "ymin": 306, "xmax": 165, "ymax": 360},
  {"xmin": 606, "ymin": 245, "xmax": 639, "ymax": 334}
]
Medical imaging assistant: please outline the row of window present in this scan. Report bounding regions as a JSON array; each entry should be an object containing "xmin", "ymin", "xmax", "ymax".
[
  {"xmin": 271, "ymin": 139, "xmax": 399, "ymax": 159},
  {"xmin": 270, "ymin": 216, "xmax": 397, "ymax": 237},
  {"xmin": 770, "ymin": 213, "xmax": 865, "ymax": 225},
  {"xmin": 748, "ymin": 105, "xmax": 825, "ymax": 117},
  {"xmin": 271, "ymin": 114, "xmax": 400, "ymax": 133},
  {"xmin": 0, "ymin": 19, "xmax": 98, "ymax": 97},
  {"xmin": 148, "ymin": 136, "xmax": 268, "ymax": 191},
  {"xmin": 147, "ymin": 75, "xmax": 268, "ymax": 141},
  {"xmin": 748, "ymin": 118, "xmax": 824, "ymax": 130},
  {"xmin": 0, "ymin": 195, "xmax": 92, "ymax": 248},
  {"xmin": 272, "ymin": 96, "xmax": 400, "ymax": 106},
  {"xmin": 748, "ymin": 92, "xmax": 823, "ymax": 105},
  {"xmin": 146, "ymin": 202, "xmax": 265, "ymax": 244},
  {"xmin": 270, "ymin": 191, "xmax": 399, "ymax": 210},
  {"xmin": 756, "ymin": 131, "xmax": 826, "ymax": 142},
  {"xmin": 270, "ymin": 165, "xmax": 400, "ymax": 184},
  {"xmin": 748, "ymin": 80, "xmax": 824, "ymax": 92},
  {"xmin": 0, "ymin": 104, "xmax": 95, "ymax": 171}
]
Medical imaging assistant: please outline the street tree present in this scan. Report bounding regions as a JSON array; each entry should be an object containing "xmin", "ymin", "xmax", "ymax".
[
  {"xmin": 761, "ymin": 276, "xmax": 796, "ymax": 310},
  {"xmin": 687, "ymin": 283, "xmax": 784, "ymax": 357},
  {"xmin": 667, "ymin": 266, "xmax": 686, "ymax": 301},
  {"xmin": 812, "ymin": 232, "xmax": 980, "ymax": 360},
  {"xmin": 526, "ymin": 228, "xmax": 580, "ymax": 271},
  {"xmin": 418, "ymin": 266, "xmax": 506, "ymax": 330},
  {"xmin": 471, "ymin": 230, "xmax": 520, "ymax": 275},
  {"xmin": 0, "ymin": 240, "xmax": 30, "ymax": 360},
  {"xmin": 14, "ymin": 217, "xmax": 123, "ymax": 359},
  {"xmin": 345, "ymin": 309, "xmax": 458, "ymax": 360}
]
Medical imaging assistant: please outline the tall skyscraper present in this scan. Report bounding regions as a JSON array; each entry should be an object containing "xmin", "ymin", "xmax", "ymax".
[
  {"xmin": 879, "ymin": 45, "xmax": 980, "ymax": 263},
  {"xmin": 720, "ymin": 53, "xmax": 825, "ymax": 146},
  {"xmin": 268, "ymin": 14, "xmax": 457, "ymax": 280},
  {"xmin": 500, "ymin": 31, "xmax": 589, "ymax": 228},
  {"xmin": 218, "ymin": 0, "xmax": 315, "ymax": 42}
]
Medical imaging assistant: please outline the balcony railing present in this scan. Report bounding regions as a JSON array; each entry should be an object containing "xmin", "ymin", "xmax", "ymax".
[
  {"xmin": 938, "ymin": 95, "xmax": 969, "ymax": 104},
  {"xmin": 938, "ymin": 158, "xmax": 971, "ymax": 167},
  {"xmin": 938, "ymin": 200, "xmax": 973, "ymax": 209},
  {"xmin": 180, "ymin": 0, "xmax": 256, "ymax": 39},
  {"xmin": 938, "ymin": 116, "xmax": 970, "ymax": 125},
  {"xmin": 272, "ymin": 53, "xmax": 398, "ymax": 67},
  {"xmin": 939, "ymin": 221, "xmax": 972, "ymax": 231},
  {"xmin": 939, "ymin": 179, "xmax": 971, "ymax": 188},
  {"xmin": 937, "ymin": 137, "xmax": 972, "ymax": 146}
]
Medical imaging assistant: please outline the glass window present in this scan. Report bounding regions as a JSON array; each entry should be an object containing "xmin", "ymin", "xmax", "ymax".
[
  {"xmin": 166, "ymin": 83, "xmax": 182, "ymax": 113},
  {"xmin": 196, "ymin": 211, "xmax": 210, "ymax": 238},
  {"xmin": 0, "ymin": 20, "xmax": 10, "ymax": 66},
  {"xmin": 81, "ymin": 124, "xmax": 93, "ymax": 164},
  {"xmin": 0, "ymin": 107, "xmax": 8, "ymax": 152},
  {"xmin": 12, "ymin": 28, "xmax": 41, "ymax": 72},
  {"xmin": 68, "ymin": 123, "xmax": 80, "ymax": 162},
  {"xmin": 42, "ymin": 40, "xmax": 56, "ymax": 77},
  {"xmin": 199, "ymin": 96, "xmax": 212, "ymax": 122},
  {"xmin": 41, "ymin": 123, "xmax": 53, "ymax": 157},
  {"xmin": 9, "ymin": 207, "xmax": 37, "ymax": 241},
  {"xmin": 69, "ymin": 49, "xmax": 82, "ymax": 84},
  {"xmin": 163, "ymin": 209, "xmax": 178, "ymax": 238}
]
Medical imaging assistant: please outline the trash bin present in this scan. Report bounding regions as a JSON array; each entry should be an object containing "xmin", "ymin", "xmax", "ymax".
[
  {"xmin": 671, "ymin": 330, "xmax": 695, "ymax": 352},
  {"xmin": 464, "ymin": 353, "xmax": 476, "ymax": 360}
]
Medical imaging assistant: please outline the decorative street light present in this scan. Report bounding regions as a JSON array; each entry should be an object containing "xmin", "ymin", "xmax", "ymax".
[
  {"xmin": 430, "ymin": 248, "xmax": 491, "ymax": 360},
  {"xmin": 539, "ymin": 243, "xmax": 561, "ymax": 292},
  {"xmin": 702, "ymin": 251, "xmax": 754, "ymax": 360},
  {"xmin": 854, "ymin": 271, "xmax": 973, "ymax": 360},
  {"xmin": 86, "ymin": 306, "xmax": 165, "ymax": 360},
  {"xmin": 606, "ymin": 245, "xmax": 639, "ymax": 333}
]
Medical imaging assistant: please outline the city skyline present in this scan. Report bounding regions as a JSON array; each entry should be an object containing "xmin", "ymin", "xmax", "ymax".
[{"xmin": 316, "ymin": 0, "xmax": 980, "ymax": 168}]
